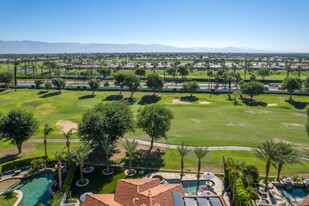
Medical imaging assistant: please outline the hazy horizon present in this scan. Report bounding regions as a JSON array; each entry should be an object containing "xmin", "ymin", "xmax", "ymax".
[{"xmin": 1, "ymin": 0, "xmax": 309, "ymax": 52}]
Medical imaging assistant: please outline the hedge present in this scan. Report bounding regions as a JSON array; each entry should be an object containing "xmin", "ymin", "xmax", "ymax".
[
  {"xmin": 0, "ymin": 156, "xmax": 46, "ymax": 174},
  {"xmin": 51, "ymin": 163, "xmax": 77, "ymax": 206},
  {"xmin": 235, "ymin": 178, "xmax": 252, "ymax": 206}
]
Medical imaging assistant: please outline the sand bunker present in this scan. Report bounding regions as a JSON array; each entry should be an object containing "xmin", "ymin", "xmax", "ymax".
[
  {"xmin": 227, "ymin": 122, "xmax": 247, "ymax": 127},
  {"xmin": 56, "ymin": 120, "xmax": 78, "ymax": 133},
  {"xmin": 267, "ymin": 103, "xmax": 277, "ymax": 107},
  {"xmin": 199, "ymin": 101, "xmax": 211, "ymax": 105},
  {"xmin": 170, "ymin": 99, "xmax": 192, "ymax": 104},
  {"xmin": 245, "ymin": 110, "xmax": 271, "ymax": 114},
  {"xmin": 294, "ymin": 113, "xmax": 306, "ymax": 117},
  {"xmin": 282, "ymin": 123, "xmax": 304, "ymax": 128},
  {"xmin": 191, "ymin": 119, "xmax": 201, "ymax": 124}
]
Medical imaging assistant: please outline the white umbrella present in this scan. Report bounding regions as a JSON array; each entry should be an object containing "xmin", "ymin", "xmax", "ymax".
[
  {"xmin": 80, "ymin": 192, "xmax": 93, "ymax": 202},
  {"xmin": 202, "ymin": 172, "xmax": 215, "ymax": 180}
]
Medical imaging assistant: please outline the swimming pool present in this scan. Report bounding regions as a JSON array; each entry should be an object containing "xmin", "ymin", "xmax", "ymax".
[
  {"xmin": 166, "ymin": 179, "xmax": 215, "ymax": 195},
  {"xmin": 276, "ymin": 186, "xmax": 309, "ymax": 199},
  {"xmin": 11, "ymin": 172, "xmax": 54, "ymax": 206}
]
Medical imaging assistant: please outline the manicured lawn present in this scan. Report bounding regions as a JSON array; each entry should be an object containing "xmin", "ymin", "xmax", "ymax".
[
  {"xmin": 0, "ymin": 192, "xmax": 18, "ymax": 206},
  {"xmin": 0, "ymin": 89, "xmax": 308, "ymax": 149}
]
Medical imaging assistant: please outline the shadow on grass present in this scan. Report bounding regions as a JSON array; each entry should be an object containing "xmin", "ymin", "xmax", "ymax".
[
  {"xmin": 37, "ymin": 91, "xmax": 48, "ymax": 95},
  {"xmin": 0, "ymin": 153, "xmax": 20, "ymax": 164},
  {"xmin": 1, "ymin": 191, "xmax": 16, "ymax": 199},
  {"xmin": 39, "ymin": 92, "xmax": 60, "ymax": 98},
  {"xmin": 138, "ymin": 95, "xmax": 161, "ymax": 105},
  {"xmin": 0, "ymin": 88, "xmax": 14, "ymax": 96},
  {"xmin": 78, "ymin": 94, "xmax": 95, "ymax": 100},
  {"xmin": 241, "ymin": 98, "xmax": 267, "ymax": 107},
  {"xmin": 285, "ymin": 99, "xmax": 308, "ymax": 110},
  {"xmin": 130, "ymin": 149, "xmax": 165, "ymax": 168},
  {"xmin": 123, "ymin": 97, "xmax": 137, "ymax": 105},
  {"xmin": 180, "ymin": 96, "xmax": 199, "ymax": 102},
  {"xmin": 103, "ymin": 94, "xmax": 123, "ymax": 101}
]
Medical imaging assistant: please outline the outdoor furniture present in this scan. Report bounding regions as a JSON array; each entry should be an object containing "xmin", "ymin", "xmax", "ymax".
[
  {"xmin": 197, "ymin": 198, "xmax": 209, "ymax": 206},
  {"xmin": 202, "ymin": 172, "xmax": 215, "ymax": 180},
  {"xmin": 172, "ymin": 191, "xmax": 185, "ymax": 206},
  {"xmin": 184, "ymin": 198, "xmax": 195, "ymax": 206},
  {"xmin": 209, "ymin": 197, "xmax": 223, "ymax": 206},
  {"xmin": 283, "ymin": 178, "xmax": 294, "ymax": 185},
  {"xmin": 13, "ymin": 169, "xmax": 21, "ymax": 176},
  {"xmin": 303, "ymin": 179, "xmax": 309, "ymax": 187}
]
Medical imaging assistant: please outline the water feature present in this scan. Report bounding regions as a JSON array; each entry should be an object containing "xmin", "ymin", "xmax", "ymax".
[
  {"xmin": 276, "ymin": 186, "xmax": 309, "ymax": 199},
  {"xmin": 11, "ymin": 172, "xmax": 54, "ymax": 206},
  {"xmin": 166, "ymin": 179, "xmax": 216, "ymax": 195}
]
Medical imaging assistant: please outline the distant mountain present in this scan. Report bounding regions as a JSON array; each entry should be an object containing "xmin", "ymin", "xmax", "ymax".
[{"xmin": 0, "ymin": 40, "xmax": 268, "ymax": 54}]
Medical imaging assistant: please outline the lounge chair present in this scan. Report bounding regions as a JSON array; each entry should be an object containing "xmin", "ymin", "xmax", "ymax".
[
  {"xmin": 283, "ymin": 178, "xmax": 294, "ymax": 185},
  {"xmin": 303, "ymin": 179, "xmax": 309, "ymax": 187}
]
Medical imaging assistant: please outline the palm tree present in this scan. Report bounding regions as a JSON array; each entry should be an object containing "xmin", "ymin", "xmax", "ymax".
[
  {"xmin": 227, "ymin": 74, "xmax": 234, "ymax": 100},
  {"xmin": 43, "ymin": 124, "xmax": 54, "ymax": 162},
  {"xmin": 122, "ymin": 139, "xmax": 138, "ymax": 174},
  {"xmin": 193, "ymin": 147, "xmax": 209, "ymax": 194},
  {"xmin": 54, "ymin": 151, "xmax": 65, "ymax": 189},
  {"xmin": 62, "ymin": 129, "xmax": 73, "ymax": 166},
  {"xmin": 276, "ymin": 142, "xmax": 301, "ymax": 181},
  {"xmin": 285, "ymin": 61, "xmax": 292, "ymax": 78},
  {"xmin": 176, "ymin": 142, "xmax": 191, "ymax": 178},
  {"xmin": 207, "ymin": 70, "xmax": 213, "ymax": 89},
  {"xmin": 101, "ymin": 139, "xmax": 116, "ymax": 174},
  {"xmin": 228, "ymin": 158, "xmax": 245, "ymax": 204},
  {"xmin": 73, "ymin": 144, "xmax": 93, "ymax": 184},
  {"xmin": 13, "ymin": 62, "xmax": 19, "ymax": 91},
  {"xmin": 256, "ymin": 140, "xmax": 279, "ymax": 191}
]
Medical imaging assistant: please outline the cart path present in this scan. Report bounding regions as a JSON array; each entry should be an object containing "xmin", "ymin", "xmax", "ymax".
[{"xmin": 27, "ymin": 138, "xmax": 256, "ymax": 151}]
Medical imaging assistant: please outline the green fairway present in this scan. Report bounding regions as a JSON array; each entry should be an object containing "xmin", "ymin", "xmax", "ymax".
[{"xmin": 0, "ymin": 89, "xmax": 308, "ymax": 149}]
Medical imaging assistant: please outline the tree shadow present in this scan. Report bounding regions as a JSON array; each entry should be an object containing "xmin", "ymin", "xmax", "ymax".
[
  {"xmin": 37, "ymin": 91, "xmax": 48, "ymax": 95},
  {"xmin": 78, "ymin": 94, "xmax": 95, "ymax": 100},
  {"xmin": 131, "ymin": 149, "xmax": 165, "ymax": 168},
  {"xmin": 180, "ymin": 96, "xmax": 199, "ymax": 102},
  {"xmin": 103, "ymin": 94, "xmax": 123, "ymax": 101},
  {"xmin": 39, "ymin": 92, "xmax": 60, "ymax": 98},
  {"xmin": 285, "ymin": 99, "xmax": 308, "ymax": 110},
  {"xmin": 0, "ymin": 153, "xmax": 20, "ymax": 164},
  {"xmin": 241, "ymin": 98, "xmax": 267, "ymax": 107},
  {"xmin": 123, "ymin": 97, "xmax": 137, "ymax": 105},
  {"xmin": 138, "ymin": 95, "xmax": 161, "ymax": 105}
]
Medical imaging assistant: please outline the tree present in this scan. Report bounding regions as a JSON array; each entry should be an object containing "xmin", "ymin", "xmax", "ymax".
[
  {"xmin": 0, "ymin": 72, "xmax": 13, "ymax": 88},
  {"xmin": 98, "ymin": 67, "xmax": 111, "ymax": 79},
  {"xmin": 45, "ymin": 81, "xmax": 52, "ymax": 92},
  {"xmin": 137, "ymin": 105, "xmax": 173, "ymax": 152},
  {"xmin": 166, "ymin": 67, "xmax": 177, "ymax": 79},
  {"xmin": 88, "ymin": 79, "xmax": 100, "ymax": 96},
  {"xmin": 34, "ymin": 79, "xmax": 43, "ymax": 89},
  {"xmin": 228, "ymin": 158, "xmax": 245, "ymax": 204},
  {"xmin": 114, "ymin": 73, "xmax": 126, "ymax": 95},
  {"xmin": 276, "ymin": 142, "xmax": 301, "ymax": 181},
  {"xmin": 79, "ymin": 102, "xmax": 134, "ymax": 146},
  {"xmin": 306, "ymin": 107, "xmax": 309, "ymax": 138},
  {"xmin": 250, "ymin": 73, "xmax": 256, "ymax": 81},
  {"xmin": 281, "ymin": 77, "xmax": 302, "ymax": 101},
  {"xmin": 178, "ymin": 66, "xmax": 189, "ymax": 78},
  {"xmin": 54, "ymin": 151, "xmax": 65, "ymax": 189},
  {"xmin": 256, "ymin": 68, "xmax": 271, "ymax": 80},
  {"xmin": 241, "ymin": 81, "xmax": 265, "ymax": 101},
  {"xmin": 256, "ymin": 140, "xmax": 279, "ymax": 191},
  {"xmin": 193, "ymin": 147, "xmax": 208, "ymax": 194},
  {"xmin": 146, "ymin": 73, "xmax": 164, "ymax": 95},
  {"xmin": 73, "ymin": 144, "xmax": 93, "ymax": 184},
  {"xmin": 124, "ymin": 73, "xmax": 140, "ymax": 98},
  {"xmin": 176, "ymin": 142, "xmax": 191, "ymax": 177},
  {"xmin": 226, "ymin": 74, "xmax": 234, "ymax": 100},
  {"xmin": 234, "ymin": 72, "xmax": 242, "ymax": 88},
  {"xmin": 183, "ymin": 81, "xmax": 200, "ymax": 97},
  {"xmin": 122, "ymin": 139, "xmax": 138, "ymax": 174},
  {"xmin": 43, "ymin": 124, "xmax": 54, "ymax": 162},
  {"xmin": 51, "ymin": 78, "xmax": 66, "ymax": 93},
  {"xmin": 13, "ymin": 62, "xmax": 18, "ymax": 91},
  {"xmin": 135, "ymin": 67, "xmax": 146, "ymax": 77},
  {"xmin": 207, "ymin": 70, "xmax": 213, "ymax": 89},
  {"xmin": 304, "ymin": 77, "xmax": 309, "ymax": 91},
  {"xmin": 63, "ymin": 129, "xmax": 73, "ymax": 166},
  {"xmin": 101, "ymin": 139, "xmax": 116, "ymax": 174},
  {"xmin": 0, "ymin": 110, "xmax": 38, "ymax": 154}
]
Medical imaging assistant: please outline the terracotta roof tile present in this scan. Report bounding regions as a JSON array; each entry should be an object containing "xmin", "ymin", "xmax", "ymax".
[
  {"xmin": 121, "ymin": 178, "xmax": 158, "ymax": 185},
  {"xmin": 300, "ymin": 194, "xmax": 309, "ymax": 206},
  {"xmin": 140, "ymin": 184, "xmax": 181, "ymax": 197},
  {"xmin": 85, "ymin": 194, "xmax": 123, "ymax": 206}
]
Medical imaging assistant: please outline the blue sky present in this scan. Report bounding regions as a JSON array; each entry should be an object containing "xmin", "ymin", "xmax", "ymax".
[{"xmin": 1, "ymin": 0, "xmax": 309, "ymax": 52}]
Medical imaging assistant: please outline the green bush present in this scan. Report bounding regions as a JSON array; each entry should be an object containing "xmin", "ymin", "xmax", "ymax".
[
  {"xmin": 30, "ymin": 158, "xmax": 46, "ymax": 172},
  {"xmin": 51, "ymin": 163, "xmax": 77, "ymax": 206},
  {"xmin": 235, "ymin": 178, "xmax": 252, "ymax": 206},
  {"xmin": 0, "ymin": 156, "xmax": 46, "ymax": 172}
]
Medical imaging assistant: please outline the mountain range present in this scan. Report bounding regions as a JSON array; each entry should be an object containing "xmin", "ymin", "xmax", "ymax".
[{"xmin": 0, "ymin": 40, "xmax": 268, "ymax": 54}]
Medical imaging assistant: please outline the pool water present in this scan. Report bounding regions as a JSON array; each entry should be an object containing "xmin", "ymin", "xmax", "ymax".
[
  {"xmin": 166, "ymin": 179, "xmax": 213, "ymax": 195},
  {"xmin": 277, "ymin": 186, "xmax": 309, "ymax": 199},
  {"xmin": 11, "ymin": 172, "xmax": 54, "ymax": 206}
]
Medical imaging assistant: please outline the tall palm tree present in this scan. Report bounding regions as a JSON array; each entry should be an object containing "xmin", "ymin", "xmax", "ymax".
[
  {"xmin": 54, "ymin": 151, "xmax": 65, "ymax": 189},
  {"xmin": 227, "ymin": 74, "xmax": 234, "ymax": 100},
  {"xmin": 256, "ymin": 140, "xmax": 279, "ymax": 191},
  {"xmin": 228, "ymin": 158, "xmax": 245, "ymax": 204},
  {"xmin": 62, "ymin": 129, "xmax": 73, "ymax": 166},
  {"xmin": 207, "ymin": 69, "xmax": 213, "ymax": 89},
  {"xmin": 176, "ymin": 142, "xmax": 191, "ymax": 177},
  {"xmin": 73, "ymin": 144, "xmax": 93, "ymax": 184},
  {"xmin": 43, "ymin": 124, "xmax": 54, "ymax": 162},
  {"xmin": 276, "ymin": 142, "xmax": 301, "ymax": 181},
  {"xmin": 102, "ymin": 139, "xmax": 116, "ymax": 174},
  {"xmin": 13, "ymin": 62, "xmax": 19, "ymax": 91},
  {"xmin": 122, "ymin": 139, "xmax": 138, "ymax": 174},
  {"xmin": 285, "ymin": 61, "xmax": 292, "ymax": 78},
  {"xmin": 194, "ymin": 147, "xmax": 209, "ymax": 194}
]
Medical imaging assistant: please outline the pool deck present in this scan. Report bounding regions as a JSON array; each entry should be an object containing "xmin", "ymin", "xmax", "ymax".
[{"xmin": 147, "ymin": 172, "xmax": 230, "ymax": 205}]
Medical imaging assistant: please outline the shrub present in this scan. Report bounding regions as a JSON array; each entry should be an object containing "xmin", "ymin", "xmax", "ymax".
[
  {"xmin": 34, "ymin": 79, "xmax": 43, "ymax": 88},
  {"xmin": 0, "ymin": 156, "xmax": 46, "ymax": 172},
  {"xmin": 104, "ymin": 81, "xmax": 110, "ymax": 87},
  {"xmin": 30, "ymin": 158, "xmax": 46, "ymax": 172},
  {"xmin": 235, "ymin": 178, "xmax": 252, "ymax": 206}
]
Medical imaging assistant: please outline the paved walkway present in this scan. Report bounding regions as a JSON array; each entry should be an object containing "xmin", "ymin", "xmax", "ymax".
[{"xmin": 27, "ymin": 138, "xmax": 256, "ymax": 151}]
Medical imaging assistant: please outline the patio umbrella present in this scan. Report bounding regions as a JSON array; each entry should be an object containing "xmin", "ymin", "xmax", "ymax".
[
  {"xmin": 202, "ymin": 172, "xmax": 215, "ymax": 180},
  {"xmin": 80, "ymin": 192, "xmax": 93, "ymax": 202}
]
